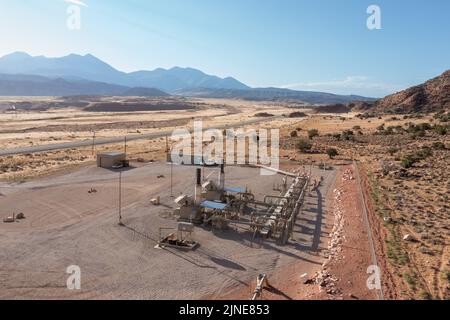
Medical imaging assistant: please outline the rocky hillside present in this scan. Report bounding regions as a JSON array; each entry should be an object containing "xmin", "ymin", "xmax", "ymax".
[
  {"xmin": 373, "ymin": 70, "xmax": 450, "ymax": 114},
  {"xmin": 175, "ymin": 87, "xmax": 374, "ymax": 105}
]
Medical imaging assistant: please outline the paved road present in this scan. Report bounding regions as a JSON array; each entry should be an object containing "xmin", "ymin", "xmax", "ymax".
[{"xmin": 0, "ymin": 116, "xmax": 282, "ymax": 157}]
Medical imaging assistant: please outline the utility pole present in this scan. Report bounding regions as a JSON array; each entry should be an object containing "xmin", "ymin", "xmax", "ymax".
[
  {"xmin": 92, "ymin": 131, "xmax": 96, "ymax": 156},
  {"xmin": 118, "ymin": 171, "xmax": 123, "ymax": 225},
  {"xmin": 170, "ymin": 160, "xmax": 173, "ymax": 197},
  {"xmin": 167, "ymin": 136, "xmax": 174, "ymax": 198},
  {"xmin": 165, "ymin": 136, "xmax": 169, "ymax": 154},
  {"xmin": 124, "ymin": 136, "xmax": 127, "ymax": 154}
]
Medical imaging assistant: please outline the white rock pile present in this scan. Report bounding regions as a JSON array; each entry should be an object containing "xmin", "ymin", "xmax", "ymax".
[{"xmin": 308, "ymin": 187, "xmax": 346, "ymax": 296}]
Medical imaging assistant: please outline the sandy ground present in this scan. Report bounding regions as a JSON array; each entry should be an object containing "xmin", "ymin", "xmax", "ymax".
[
  {"xmin": 0, "ymin": 97, "xmax": 310, "ymax": 182},
  {"xmin": 2, "ymin": 97, "xmax": 439, "ymax": 300},
  {"xmin": 0, "ymin": 98, "xmax": 300, "ymax": 150},
  {"xmin": 0, "ymin": 163, "xmax": 337, "ymax": 300}
]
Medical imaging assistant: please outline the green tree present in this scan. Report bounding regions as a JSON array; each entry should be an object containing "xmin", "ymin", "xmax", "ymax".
[
  {"xmin": 308, "ymin": 129, "xmax": 319, "ymax": 140},
  {"xmin": 326, "ymin": 148, "xmax": 338, "ymax": 159},
  {"xmin": 297, "ymin": 139, "xmax": 312, "ymax": 153}
]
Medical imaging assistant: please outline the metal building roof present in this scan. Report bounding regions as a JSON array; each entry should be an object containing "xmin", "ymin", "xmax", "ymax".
[
  {"xmin": 97, "ymin": 152, "xmax": 125, "ymax": 157},
  {"xmin": 224, "ymin": 187, "xmax": 245, "ymax": 193},
  {"xmin": 200, "ymin": 200, "xmax": 228, "ymax": 210}
]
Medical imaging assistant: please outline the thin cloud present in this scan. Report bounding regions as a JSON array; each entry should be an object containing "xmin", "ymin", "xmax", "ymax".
[
  {"xmin": 64, "ymin": 0, "xmax": 88, "ymax": 7},
  {"xmin": 280, "ymin": 76, "xmax": 405, "ymax": 97}
]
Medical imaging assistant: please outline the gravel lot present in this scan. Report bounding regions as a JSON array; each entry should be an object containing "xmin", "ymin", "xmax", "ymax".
[{"xmin": 0, "ymin": 163, "xmax": 336, "ymax": 299}]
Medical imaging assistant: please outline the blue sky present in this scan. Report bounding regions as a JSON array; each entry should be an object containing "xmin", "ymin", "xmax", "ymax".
[{"xmin": 0, "ymin": 0, "xmax": 449, "ymax": 97}]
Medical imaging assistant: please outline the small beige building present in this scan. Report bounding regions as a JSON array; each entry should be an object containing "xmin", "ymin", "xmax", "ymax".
[{"xmin": 96, "ymin": 152, "xmax": 126, "ymax": 169}]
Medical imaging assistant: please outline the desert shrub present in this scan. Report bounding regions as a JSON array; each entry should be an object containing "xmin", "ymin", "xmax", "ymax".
[
  {"xmin": 411, "ymin": 130, "xmax": 426, "ymax": 139},
  {"xmin": 407, "ymin": 123, "xmax": 431, "ymax": 135},
  {"xmin": 406, "ymin": 123, "xmax": 415, "ymax": 133},
  {"xmin": 442, "ymin": 270, "xmax": 450, "ymax": 282},
  {"xmin": 402, "ymin": 272, "xmax": 417, "ymax": 290},
  {"xmin": 288, "ymin": 112, "xmax": 307, "ymax": 118},
  {"xmin": 416, "ymin": 146, "xmax": 433, "ymax": 159},
  {"xmin": 384, "ymin": 126, "xmax": 395, "ymax": 135},
  {"xmin": 255, "ymin": 112, "xmax": 274, "ymax": 117},
  {"xmin": 307, "ymin": 129, "xmax": 319, "ymax": 140},
  {"xmin": 432, "ymin": 142, "xmax": 446, "ymax": 150},
  {"xmin": 343, "ymin": 129, "xmax": 354, "ymax": 136},
  {"xmin": 290, "ymin": 130, "xmax": 298, "ymax": 138},
  {"xmin": 341, "ymin": 130, "xmax": 355, "ymax": 141},
  {"xmin": 401, "ymin": 147, "xmax": 433, "ymax": 168},
  {"xmin": 434, "ymin": 111, "xmax": 450, "ymax": 123},
  {"xmin": 332, "ymin": 133, "xmax": 342, "ymax": 140},
  {"xmin": 352, "ymin": 125, "xmax": 361, "ymax": 130},
  {"xmin": 418, "ymin": 290, "xmax": 432, "ymax": 300},
  {"xmin": 393, "ymin": 125, "xmax": 405, "ymax": 134},
  {"xmin": 297, "ymin": 139, "xmax": 312, "ymax": 153},
  {"xmin": 385, "ymin": 225, "xmax": 409, "ymax": 265},
  {"xmin": 401, "ymin": 155, "xmax": 417, "ymax": 168},
  {"xmin": 388, "ymin": 147, "xmax": 399, "ymax": 156},
  {"xmin": 434, "ymin": 125, "xmax": 447, "ymax": 135},
  {"xmin": 326, "ymin": 148, "xmax": 338, "ymax": 159},
  {"xmin": 417, "ymin": 123, "xmax": 431, "ymax": 131}
]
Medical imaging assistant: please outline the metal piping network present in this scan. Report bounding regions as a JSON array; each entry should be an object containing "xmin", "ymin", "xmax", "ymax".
[
  {"xmin": 207, "ymin": 174, "xmax": 310, "ymax": 246},
  {"xmin": 218, "ymin": 163, "xmax": 225, "ymax": 190},
  {"xmin": 211, "ymin": 176, "xmax": 310, "ymax": 245},
  {"xmin": 180, "ymin": 163, "xmax": 310, "ymax": 246},
  {"xmin": 195, "ymin": 168, "xmax": 202, "ymax": 204},
  {"xmin": 257, "ymin": 175, "xmax": 310, "ymax": 245}
]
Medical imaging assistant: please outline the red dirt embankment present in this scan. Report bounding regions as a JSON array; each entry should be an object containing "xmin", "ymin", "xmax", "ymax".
[
  {"xmin": 300, "ymin": 164, "xmax": 378, "ymax": 300},
  {"xmin": 356, "ymin": 163, "xmax": 400, "ymax": 299}
]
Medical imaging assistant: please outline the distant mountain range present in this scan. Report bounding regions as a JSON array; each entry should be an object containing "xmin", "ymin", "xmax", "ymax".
[
  {"xmin": 0, "ymin": 52, "xmax": 375, "ymax": 103},
  {"xmin": 0, "ymin": 73, "xmax": 168, "ymax": 97},
  {"xmin": 0, "ymin": 52, "xmax": 249, "ymax": 92}
]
